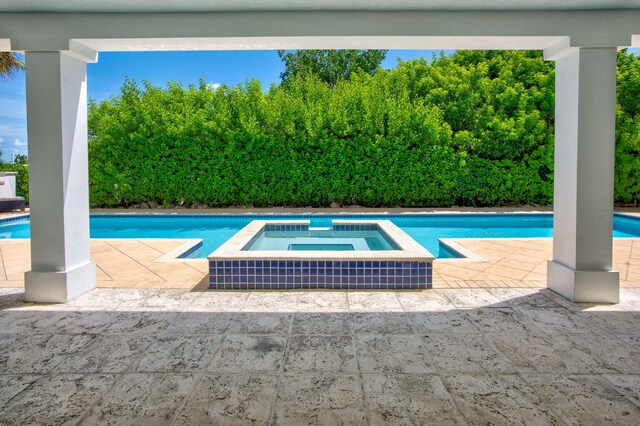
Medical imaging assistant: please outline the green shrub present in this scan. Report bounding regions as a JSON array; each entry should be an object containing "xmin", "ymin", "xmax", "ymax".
[{"xmin": 87, "ymin": 50, "xmax": 640, "ymax": 207}]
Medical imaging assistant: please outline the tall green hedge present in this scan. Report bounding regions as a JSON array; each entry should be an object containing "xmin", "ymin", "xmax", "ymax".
[{"xmin": 87, "ymin": 50, "xmax": 640, "ymax": 207}]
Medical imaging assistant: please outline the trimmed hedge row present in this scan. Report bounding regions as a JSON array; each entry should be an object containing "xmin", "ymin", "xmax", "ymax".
[{"xmin": 86, "ymin": 50, "xmax": 639, "ymax": 207}]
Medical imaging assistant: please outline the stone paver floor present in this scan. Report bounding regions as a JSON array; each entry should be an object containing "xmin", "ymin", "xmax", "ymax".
[
  {"xmin": 1, "ymin": 286, "xmax": 640, "ymax": 424},
  {"xmin": 2, "ymin": 238, "xmax": 640, "ymax": 290}
]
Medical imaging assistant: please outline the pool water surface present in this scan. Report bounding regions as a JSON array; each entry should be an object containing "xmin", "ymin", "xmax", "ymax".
[{"xmin": 1, "ymin": 213, "xmax": 639, "ymax": 259}]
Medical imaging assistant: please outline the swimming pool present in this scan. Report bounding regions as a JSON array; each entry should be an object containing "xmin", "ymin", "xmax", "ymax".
[{"xmin": 1, "ymin": 213, "xmax": 640, "ymax": 258}]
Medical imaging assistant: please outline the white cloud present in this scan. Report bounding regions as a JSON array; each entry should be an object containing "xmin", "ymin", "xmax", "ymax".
[
  {"xmin": 207, "ymin": 82, "xmax": 221, "ymax": 90},
  {"xmin": 0, "ymin": 137, "xmax": 4, "ymax": 143},
  {"xmin": 13, "ymin": 138, "xmax": 27, "ymax": 147}
]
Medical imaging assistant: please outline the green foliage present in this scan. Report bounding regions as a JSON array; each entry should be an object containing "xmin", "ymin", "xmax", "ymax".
[
  {"xmin": 13, "ymin": 154, "xmax": 28, "ymax": 165},
  {"xmin": 390, "ymin": 50, "xmax": 555, "ymax": 206},
  {"xmin": 615, "ymin": 50, "xmax": 640, "ymax": 204},
  {"xmin": 0, "ymin": 52, "xmax": 24, "ymax": 79},
  {"xmin": 89, "ymin": 74, "xmax": 456, "ymax": 207},
  {"xmin": 278, "ymin": 50, "xmax": 387, "ymax": 87},
  {"xmin": 87, "ymin": 50, "xmax": 640, "ymax": 208}
]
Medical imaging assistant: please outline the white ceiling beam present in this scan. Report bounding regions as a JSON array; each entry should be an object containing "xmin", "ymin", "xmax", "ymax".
[
  {"xmin": 1, "ymin": 0, "xmax": 639, "ymax": 13},
  {"xmin": 1, "ymin": 11, "xmax": 638, "ymax": 52}
]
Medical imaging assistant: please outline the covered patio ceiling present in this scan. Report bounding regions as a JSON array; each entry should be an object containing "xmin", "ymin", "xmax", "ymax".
[
  {"xmin": 1, "ymin": 0, "xmax": 639, "ymax": 12},
  {"xmin": 1, "ymin": 1, "xmax": 640, "ymax": 53}
]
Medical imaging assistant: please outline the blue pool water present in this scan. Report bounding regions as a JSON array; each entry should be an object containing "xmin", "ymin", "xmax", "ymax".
[
  {"xmin": 246, "ymin": 229, "xmax": 399, "ymax": 251},
  {"xmin": 1, "ymin": 213, "xmax": 640, "ymax": 258}
]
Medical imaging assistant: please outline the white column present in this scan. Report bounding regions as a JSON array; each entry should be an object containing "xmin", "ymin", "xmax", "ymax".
[
  {"xmin": 24, "ymin": 51, "xmax": 96, "ymax": 303},
  {"xmin": 547, "ymin": 47, "xmax": 619, "ymax": 303}
]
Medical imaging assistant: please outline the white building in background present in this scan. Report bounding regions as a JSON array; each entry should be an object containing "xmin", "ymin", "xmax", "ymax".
[{"xmin": 0, "ymin": 0, "xmax": 639, "ymax": 303}]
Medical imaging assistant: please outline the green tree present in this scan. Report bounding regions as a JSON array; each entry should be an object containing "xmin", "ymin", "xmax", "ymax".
[
  {"xmin": 390, "ymin": 50, "xmax": 555, "ymax": 206},
  {"xmin": 86, "ymin": 50, "xmax": 640, "ymax": 208},
  {"xmin": 13, "ymin": 154, "xmax": 28, "ymax": 165},
  {"xmin": 0, "ymin": 52, "xmax": 24, "ymax": 78},
  {"xmin": 614, "ymin": 49, "xmax": 640, "ymax": 204},
  {"xmin": 277, "ymin": 50, "xmax": 387, "ymax": 87}
]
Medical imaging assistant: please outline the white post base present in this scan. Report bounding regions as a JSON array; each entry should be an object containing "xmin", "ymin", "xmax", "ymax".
[
  {"xmin": 25, "ymin": 262, "xmax": 96, "ymax": 303},
  {"xmin": 547, "ymin": 260, "xmax": 619, "ymax": 304}
]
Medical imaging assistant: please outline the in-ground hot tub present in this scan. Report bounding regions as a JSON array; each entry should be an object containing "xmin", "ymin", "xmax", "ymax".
[{"xmin": 208, "ymin": 220, "xmax": 434, "ymax": 290}]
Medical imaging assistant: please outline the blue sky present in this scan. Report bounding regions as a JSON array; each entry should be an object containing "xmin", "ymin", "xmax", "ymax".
[{"xmin": 0, "ymin": 48, "xmax": 638, "ymax": 163}]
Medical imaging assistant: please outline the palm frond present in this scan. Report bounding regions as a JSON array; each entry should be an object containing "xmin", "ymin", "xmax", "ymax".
[{"xmin": 0, "ymin": 52, "xmax": 25, "ymax": 78}]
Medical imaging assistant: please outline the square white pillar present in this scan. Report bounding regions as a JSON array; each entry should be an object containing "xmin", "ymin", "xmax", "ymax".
[
  {"xmin": 24, "ymin": 51, "xmax": 96, "ymax": 303},
  {"xmin": 547, "ymin": 47, "xmax": 619, "ymax": 303}
]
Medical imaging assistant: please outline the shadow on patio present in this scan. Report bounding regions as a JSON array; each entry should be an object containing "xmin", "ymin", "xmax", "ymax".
[{"xmin": 0, "ymin": 287, "xmax": 639, "ymax": 424}]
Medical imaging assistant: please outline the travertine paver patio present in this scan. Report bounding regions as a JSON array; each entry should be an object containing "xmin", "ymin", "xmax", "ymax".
[
  {"xmin": 1, "ymin": 286, "xmax": 639, "ymax": 424},
  {"xmin": 2, "ymin": 238, "xmax": 640, "ymax": 289}
]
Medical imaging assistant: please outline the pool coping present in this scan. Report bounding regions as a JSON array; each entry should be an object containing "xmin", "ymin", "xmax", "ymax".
[
  {"xmin": 153, "ymin": 239, "xmax": 205, "ymax": 263},
  {"xmin": 208, "ymin": 220, "xmax": 435, "ymax": 261},
  {"xmin": 437, "ymin": 238, "xmax": 488, "ymax": 262}
]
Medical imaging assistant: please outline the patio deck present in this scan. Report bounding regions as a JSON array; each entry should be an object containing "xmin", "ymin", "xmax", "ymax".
[
  {"xmin": 1, "ymin": 286, "xmax": 639, "ymax": 424},
  {"xmin": 1, "ymin": 237, "xmax": 640, "ymax": 289},
  {"xmin": 1, "ymin": 236, "xmax": 640, "ymax": 423}
]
